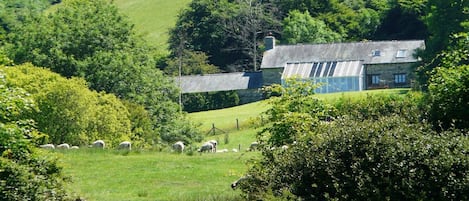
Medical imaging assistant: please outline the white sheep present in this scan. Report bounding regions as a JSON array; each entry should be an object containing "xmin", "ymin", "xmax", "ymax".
[
  {"xmin": 40, "ymin": 144, "xmax": 55, "ymax": 149},
  {"xmin": 198, "ymin": 142, "xmax": 214, "ymax": 153},
  {"xmin": 71, "ymin": 146, "xmax": 79, "ymax": 149},
  {"xmin": 231, "ymin": 176, "xmax": 249, "ymax": 189},
  {"xmin": 208, "ymin": 140, "xmax": 218, "ymax": 152},
  {"xmin": 172, "ymin": 141, "xmax": 185, "ymax": 153},
  {"xmin": 249, "ymin": 141, "xmax": 259, "ymax": 151},
  {"xmin": 216, "ymin": 148, "xmax": 228, "ymax": 153},
  {"xmin": 92, "ymin": 140, "xmax": 105, "ymax": 149},
  {"xmin": 118, "ymin": 141, "xmax": 132, "ymax": 150},
  {"xmin": 57, "ymin": 143, "xmax": 70, "ymax": 149}
]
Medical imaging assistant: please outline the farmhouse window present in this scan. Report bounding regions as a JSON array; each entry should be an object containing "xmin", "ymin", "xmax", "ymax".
[
  {"xmin": 371, "ymin": 74, "xmax": 380, "ymax": 85},
  {"xmin": 372, "ymin": 50, "xmax": 381, "ymax": 57},
  {"xmin": 394, "ymin": 73, "xmax": 406, "ymax": 84}
]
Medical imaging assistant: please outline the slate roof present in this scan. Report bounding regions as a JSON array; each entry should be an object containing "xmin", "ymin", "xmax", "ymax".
[
  {"xmin": 178, "ymin": 72, "xmax": 263, "ymax": 93},
  {"xmin": 261, "ymin": 40, "xmax": 425, "ymax": 69}
]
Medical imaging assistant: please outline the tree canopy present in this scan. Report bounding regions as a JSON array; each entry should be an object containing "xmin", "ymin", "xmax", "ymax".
[{"xmin": 2, "ymin": 0, "xmax": 202, "ymax": 145}]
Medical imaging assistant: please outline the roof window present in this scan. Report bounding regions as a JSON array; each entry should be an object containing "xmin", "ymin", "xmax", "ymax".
[
  {"xmin": 396, "ymin": 49, "xmax": 407, "ymax": 58},
  {"xmin": 372, "ymin": 50, "xmax": 381, "ymax": 57}
]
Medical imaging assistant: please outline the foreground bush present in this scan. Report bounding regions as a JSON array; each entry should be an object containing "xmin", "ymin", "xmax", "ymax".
[
  {"xmin": 0, "ymin": 75, "xmax": 71, "ymax": 200},
  {"xmin": 241, "ymin": 116, "xmax": 469, "ymax": 200}
]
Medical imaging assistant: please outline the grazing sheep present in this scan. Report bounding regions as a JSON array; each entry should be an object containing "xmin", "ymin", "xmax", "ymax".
[
  {"xmin": 231, "ymin": 148, "xmax": 239, "ymax": 153},
  {"xmin": 172, "ymin": 141, "xmax": 185, "ymax": 153},
  {"xmin": 231, "ymin": 176, "xmax": 248, "ymax": 189},
  {"xmin": 216, "ymin": 148, "xmax": 228, "ymax": 153},
  {"xmin": 92, "ymin": 140, "xmax": 105, "ymax": 149},
  {"xmin": 208, "ymin": 140, "xmax": 218, "ymax": 152},
  {"xmin": 71, "ymin": 146, "xmax": 79, "ymax": 149},
  {"xmin": 249, "ymin": 141, "xmax": 259, "ymax": 151},
  {"xmin": 40, "ymin": 144, "xmax": 55, "ymax": 149},
  {"xmin": 281, "ymin": 145, "xmax": 289, "ymax": 150},
  {"xmin": 57, "ymin": 143, "xmax": 70, "ymax": 149},
  {"xmin": 118, "ymin": 141, "xmax": 132, "ymax": 150},
  {"xmin": 198, "ymin": 142, "xmax": 214, "ymax": 153}
]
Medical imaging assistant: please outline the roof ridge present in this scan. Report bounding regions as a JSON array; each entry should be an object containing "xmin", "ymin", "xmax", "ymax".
[{"xmin": 274, "ymin": 40, "xmax": 425, "ymax": 47}]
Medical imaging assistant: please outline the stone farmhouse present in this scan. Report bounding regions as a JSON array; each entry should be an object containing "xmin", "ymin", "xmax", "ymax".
[
  {"xmin": 179, "ymin": 37, "xmax": 425, "ymax": 102},
  {"xmin": 261, "ymin": 36, "xmax": 426, "ymax": 93}
]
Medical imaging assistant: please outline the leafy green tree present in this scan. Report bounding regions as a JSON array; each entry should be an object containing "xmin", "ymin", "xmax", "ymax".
[
  {"xmin": 2, "ymin": 64, "xmax": 132, "ymax": 147},
  {"xmin": 273, "ymin": 0, "xmax": 390, "ymax": 40},
  {"xmin": 426, "ymin": 34, "xmax": 469, "ymax": 130},
  {"xmin": 4, "ymin": 0, "xmax": 200, "ymax": 144},
  {"xmin": 416, "ymin": 0, "xmax": 469, "ymax": 85},
  {"xmin": 164, "ymin": 50, "xmax": 219, "ymax": 76},
  {"xmin": 260, "ymin": 79, "xmax": 336, "ymax": 146},
  {"xmin": 282, "ymin": 10, "xmax": 341, "ymax": 44},
  {"xmin": 373, "ymin": 0, "xmax": 428, "ymax": 40},
  {"xmin": 0, "ymin": 71, "xmax": 71, "ymax": 200},
  {"xmin": 169, "ymin": 0, "xmax": 280, "ymax": 72}
]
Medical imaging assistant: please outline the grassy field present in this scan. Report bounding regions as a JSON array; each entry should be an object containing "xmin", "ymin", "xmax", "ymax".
[
  {"xmin": 60, "ymin": 148, "xmax": 258, "ymax": 201},
  {"xmin": 113, "ymin": 0, "xmax": 191, "ymax": 49},
  {"xmin": 60, "ymin": 128, "xmax": 261, "ymax": 200},
  {"xmin": 60, "ymin": 89, "xmax": 411, "ymax": 200}
]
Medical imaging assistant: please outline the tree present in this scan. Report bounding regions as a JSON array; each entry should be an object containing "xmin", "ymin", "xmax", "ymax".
[
  {"xmin": 4, "ymin": 0, "xmax": 200, "ymax": 144},
  {"xmin": 2, "ymin": 64, "xmax": 133, "ymax": 147},
  {"xmin": 282, "ymin": 10, "xmax": 341, "ymax": 44},
  {"xmin": 416, "ymin": 0, "xmax": 469, "ymax": 86},
  {"xmin": 164, "ymin": 50, "xmax": 219, "ymax": 76},
  {"xmin": 0, "ymin": 71, "xmax": 71, "ymax": 200},
  {"xmin": 427, "ymin": 33, "xmax": 469, "ymax": 130},
  {"xmin": 169, "ymin": 0, "xmax": 281, "ymax": 72}
]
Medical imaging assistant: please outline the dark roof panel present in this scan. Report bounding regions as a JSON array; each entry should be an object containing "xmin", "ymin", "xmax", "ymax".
[{"xmin": 178, "ymin": 72, "xmax": 263, "ymax": 93}]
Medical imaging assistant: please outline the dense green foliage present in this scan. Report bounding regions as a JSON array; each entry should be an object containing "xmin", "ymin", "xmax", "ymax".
[
  {"xmin": 182, "ymin": 91, "xmax": 240, "ymax": 112},
  {"xmin": 238, "ymin": 80, "xmax": 469, "ymax": 200},
  {"xmin": 242, "ymin": 116, "xmax": 469, "ymax": 200},
  {"xmin": 2, "ymin": 0, "xmax": 203, "ymax": 146},
  {"xmin": 169, "ymin": 0, "xmax": 280, "ymax": 72},
  {"xmin": 2, "ymin": 64, "xmax": 133, "ymax": 147},
  {"xmin": 282, "ymin": 10, "xmax": 342, "ymax": 44},
  {"xmin": 0, "ymin": 71, "xmax": 70, "ymax": 200}
]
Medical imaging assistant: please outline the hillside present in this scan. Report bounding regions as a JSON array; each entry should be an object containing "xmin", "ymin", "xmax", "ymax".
[{"xmin": 113, "ymin": 0, "xmax": 191, "ymax": 49}]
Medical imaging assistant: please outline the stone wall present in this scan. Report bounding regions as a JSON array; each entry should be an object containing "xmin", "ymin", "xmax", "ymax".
[{"xmin": 365, "ymin": 63, "xmax": 414, "ymax": 89}]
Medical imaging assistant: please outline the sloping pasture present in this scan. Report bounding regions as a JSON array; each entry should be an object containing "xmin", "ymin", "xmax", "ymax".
[{"xmin": 60, "ymin": 89, "xmax": 410, "ymax": 200}]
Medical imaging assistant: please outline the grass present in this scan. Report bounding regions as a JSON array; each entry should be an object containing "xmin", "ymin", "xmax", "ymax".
[
  {"xmin": 60, "ymin": 89, "xmax": 411, "ymax": 200},
  {"xmin": 60, "ymin": 149, "xmax": 258, "ymax": 201},
  {"xmin": 113, "ymin": 0, "xmax": 191, "ymax": 49},
  {"xmin": 188, "ymin": 101, "xmax": 270, "ymax": 133}
]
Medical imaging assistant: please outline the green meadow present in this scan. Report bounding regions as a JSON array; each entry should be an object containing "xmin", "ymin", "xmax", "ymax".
[
  {"xmin": 113, "ymin": 0, "xmax": 191, "ymax": 49},
  {"xmin": 59, "ymin": 89, "xmax": 410, "ymax": 200}
]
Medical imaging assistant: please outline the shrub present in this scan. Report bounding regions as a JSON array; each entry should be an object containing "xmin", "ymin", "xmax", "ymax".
[
  {"xmin": 0, "ymin": 73, "xmax": 71, "ymax": 200},
  {"xmin": 428, "ymin": 65, "xmax": 469, "ymax": 129},
  {"xmin": 241, "ymin": 116, "xmax": 469, "ymax": 200}
]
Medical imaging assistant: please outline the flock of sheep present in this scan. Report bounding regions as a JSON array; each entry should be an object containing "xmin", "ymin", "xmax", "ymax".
[
  {"xmin": 39, "ymin": 140, "xmax": 132, "ymax": 150},
  {"xmin": 39, "ymin": 139, "xmax": 287, "ymax": 155}
]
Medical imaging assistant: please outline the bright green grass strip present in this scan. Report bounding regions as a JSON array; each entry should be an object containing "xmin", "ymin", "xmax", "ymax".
[
  {"xmin": 60, "ymin": 149, "xmax": 258, "ymax": 201},
  {"xmin": 188, "ymin": 101, "xmax": 271, "ymax": 133},
  {"xmin": 113, "ymin": 0, "xmax": 191, "ymax": 49}
]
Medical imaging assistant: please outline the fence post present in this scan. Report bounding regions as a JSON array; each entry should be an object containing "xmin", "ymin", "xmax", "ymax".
[
  {"xmin": 212, "ymin": 123, "xmax": 215, "ymax": 135},
  {"xmin": 236, "ymin": 118, "xmax": 239, "ymax": 130}
]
